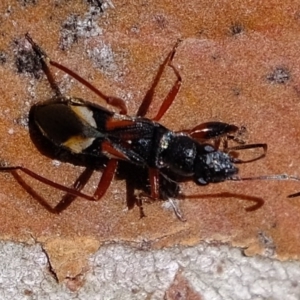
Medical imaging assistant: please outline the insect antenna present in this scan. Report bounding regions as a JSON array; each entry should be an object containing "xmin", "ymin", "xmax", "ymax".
[
  {"xmin": 226, "ymin": 143, "xmax": 267, "ymax": 163},
  {"xmin": 229, "ymin": 174, "xmax": 300, "ymax": 198},
  {"xmin": 287, "ymin": 192, "xmax": 300, "ymax": 198}
]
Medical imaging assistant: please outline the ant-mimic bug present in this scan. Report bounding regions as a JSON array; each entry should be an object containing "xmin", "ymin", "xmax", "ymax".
[{"xmin": 1, "ymin": 34, "xmax": 300, "ymax": 220}]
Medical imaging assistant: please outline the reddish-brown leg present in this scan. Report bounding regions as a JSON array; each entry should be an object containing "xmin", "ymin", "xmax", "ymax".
[
  {"xmin": 94, "ymin": 159, "xmax": 118, "ymax": 199},
  {"xmin": 137, "ymin": 41, "xmax": 182, "ymax": 119},
  {"xmin": 137, "ymin": 42, "xmax": 179, "ymax": 117},
  {"xmin": 152, "ymin": 65, "xmax": 182, "ymax": 122},
  {"xmin": 49, "ymin": 60, "xmax": 127, "ymax": 114},
  {"xmin": 177, "ymin": 122, "xmax": 239, "ymax": 151},
  {"xmin": 0, "ymin": 166, "xmax": 96, "ymax": 200},
  {"xmin": 178, "ymin": 122, "xmax": 246, "ymax": 150},
  {"xmin": 91, "ymin": 138, "xmax": 141, "ymax": 200},
  {"xmin": 25, "ymin": 35, "xmax": 62, "ymax": 98},
  {"xmin": 25, "ymin": 33, "xmax": 127, "ymax": 114},
  {"xmin": 179, "ymin": 122, "xmax": 239, "ymax": 140},
  {"xmin": 54, "ymin": 168, "xmax": 94, "ymax": 212},
  {"xmin": 0, "ymin": 161, "xmax": 120, "ymax": 203}
]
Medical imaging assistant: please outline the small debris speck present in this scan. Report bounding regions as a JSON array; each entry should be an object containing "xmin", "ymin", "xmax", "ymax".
[
  {"xmin": 14, "ymin": 115, "xmax": 29, "ymax": 128},
  {"xmin": 230, "ymin": 22, "xmax": 244, "ymax": 35},
  {"xmin": 87, "ymin": 42, "xmax": 116, "ymax": 73},
  {"xmin": 60, "ymin": 15, "xmax": 79, "ymax": 50},
  {"xmin": 258, "ymin": 231, "xmax": 276, "ymax": 257},
  {"xmin": 86, "ymin": 0, "xmax": 104, "ymax": 12},
  {"xmin": 18, "ymin": 0, "xmax": 37, "ymax": 7},
  {"xmin": 52, "ymin": 160, "xmax": 61, "ymax": 167},
  {"xmin": 59, "ymin": 4, "xmax": 105, "ymax": 50},
  {"xmin": 0, "ymin": 51, "xmax": 7, "ymax": 64},
  {"xmin": 14, "ymin": 39, "xmax": 42, "ymax": 79},
  {"xmin": 267, "ymin": 67, "xmax": 290, "ymax": 84},
  {"xmin": 86, "ymin": 0, "xmax": 115, "ymax": 11}
]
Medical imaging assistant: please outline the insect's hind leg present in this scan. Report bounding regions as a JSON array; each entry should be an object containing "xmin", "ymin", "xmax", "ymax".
[
  {"xmin": 0, "ymin": 165, "xmax": 96, "ymax": 201},
  {"xmin": 25, "ymin": 34, "xmax": 127, "ymax": 114},
  {"xmin": 54, "ymin": 168, "xmax": 94, "ymax": 213},
  {"xmin": 25, "ymin": 33, "xmax": 62, "ymax": 98}
]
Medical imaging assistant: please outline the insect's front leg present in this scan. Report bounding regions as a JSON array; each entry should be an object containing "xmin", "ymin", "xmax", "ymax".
[
  {"xmin": 178, "ymin": 121, "xmax": 246, "ymax": 150},
  {"xmin": 137, "ymin": 41, "xmax": 182, "ymax": 120}
]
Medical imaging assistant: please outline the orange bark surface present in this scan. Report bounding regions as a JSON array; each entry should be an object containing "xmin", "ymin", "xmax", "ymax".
[{"xmin": 1, "ymin": 0, "xmax": 300, "ymax": 280}]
